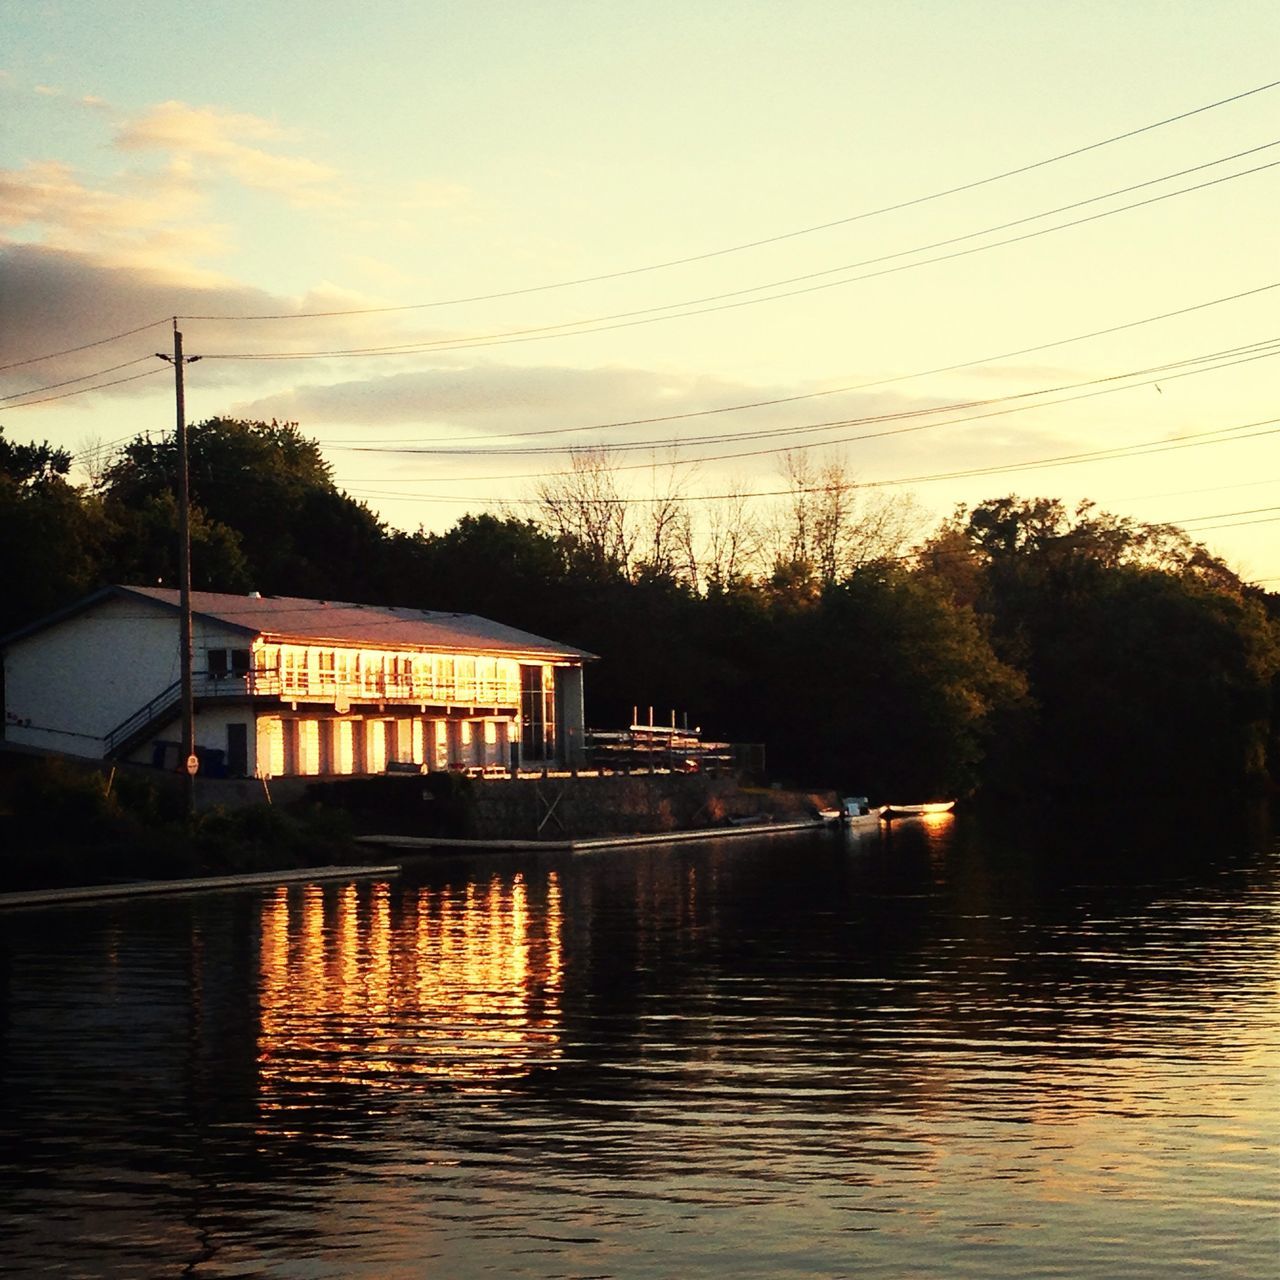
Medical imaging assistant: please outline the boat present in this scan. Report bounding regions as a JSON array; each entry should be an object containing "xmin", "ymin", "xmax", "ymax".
[
  {"xmin": 880, "ymin": 800, "xmax": 956, "ymax": 819},
  {"xmin": 840, "ymin": 796, "xmax": 886, "ymax": 829}
]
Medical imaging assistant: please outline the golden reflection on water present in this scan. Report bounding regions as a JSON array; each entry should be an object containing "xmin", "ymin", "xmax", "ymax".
[{"xmin": 257, "ymin": 871, "xmax": 564, "ymax": 1104}]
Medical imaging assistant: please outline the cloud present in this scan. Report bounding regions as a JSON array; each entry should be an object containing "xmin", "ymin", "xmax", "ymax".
[
  {"xmin": 232, "ymin": 364, "xmax": 814, "ymax": 436},
  {"xmin": 114, "ymin": 101, "xmax": 342, "ymax": 207},
  {"xmin": 0, "ymin": 241, "xmax": 437, "ymax": 394},
  {"xmin": 226, "ymin": 364, "xmax": 972, "ymax": 484},
  {"xmin": 0, "ymin": 160, "xmax": 213, "ymax": 257}
]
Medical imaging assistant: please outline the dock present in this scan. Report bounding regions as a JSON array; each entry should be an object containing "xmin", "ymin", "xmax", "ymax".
[
  {"xmin": 357, "ymin": 817, "xmax": 825, "ymax": 856},
  {"xmin": 0, "ymin": 863, "xmax": 402, "ymax": 911}
]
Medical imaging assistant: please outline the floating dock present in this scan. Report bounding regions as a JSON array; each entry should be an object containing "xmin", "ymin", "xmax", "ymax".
[
  {"xmin": 357, "ymin": 817, "xmax": 825, "ymax": 856},
  {"xmin": 0, "ymin": 863, "xmax": 402, "ymax": 910}
]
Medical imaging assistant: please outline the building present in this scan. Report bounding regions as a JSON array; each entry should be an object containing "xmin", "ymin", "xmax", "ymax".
[{"xmin": 1, "ymin": 586, "xmax": 594, "ymax": 778}]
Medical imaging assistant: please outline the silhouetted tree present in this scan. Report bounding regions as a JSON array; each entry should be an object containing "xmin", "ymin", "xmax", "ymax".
[{"xmin": 99, "ymin": 418, "xmax": 385, "ymax": 599}]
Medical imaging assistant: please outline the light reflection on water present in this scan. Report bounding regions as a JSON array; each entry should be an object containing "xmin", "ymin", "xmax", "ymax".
[
  {"xmin": 0, "ymin": 813, "xmax": 1276, "ymax": 1279},
  {"xmin": 257, "ymin": 873, "xmax": 565, "ymax": 1103}
]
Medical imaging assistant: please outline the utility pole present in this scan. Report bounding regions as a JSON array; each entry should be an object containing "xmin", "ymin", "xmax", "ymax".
[{"xmin": 157, "ymin": 322, "xmax": 201, "ymax": 817}]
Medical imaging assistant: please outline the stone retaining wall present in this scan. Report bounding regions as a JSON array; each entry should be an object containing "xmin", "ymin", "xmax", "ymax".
[{"xmin": 304, "ymin": 772, "xmax": 837, "ymax": 840}]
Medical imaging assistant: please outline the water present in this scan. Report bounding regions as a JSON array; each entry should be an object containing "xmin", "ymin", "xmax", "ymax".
[{"xmin": 1, "ymin": 812, "xmax": 1277, "ymax": 1278}]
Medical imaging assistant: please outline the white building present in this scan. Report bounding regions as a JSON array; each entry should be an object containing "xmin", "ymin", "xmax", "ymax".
[{"xmin": 1, "ymin": 586, "xmax": 594, "ymax": 778}]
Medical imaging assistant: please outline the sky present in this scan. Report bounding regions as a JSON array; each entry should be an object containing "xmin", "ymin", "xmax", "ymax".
[{"xmin": 2, "ymin": 0, "xmax": 1277, "ymax": 584}]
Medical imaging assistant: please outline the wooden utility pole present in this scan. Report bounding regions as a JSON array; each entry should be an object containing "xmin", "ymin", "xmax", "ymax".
[{"xmin": 158, "ymin": 322, "xmax": 200, "ymax": 816}]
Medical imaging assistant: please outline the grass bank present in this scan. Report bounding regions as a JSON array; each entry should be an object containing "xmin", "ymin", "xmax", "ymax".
[{"xmin": 0, "ymin": 755, "xmax": 360, "ymax": 893}]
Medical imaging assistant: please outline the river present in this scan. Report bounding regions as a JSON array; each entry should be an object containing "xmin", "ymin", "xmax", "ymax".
[{"xmin": 1, "ymin": 809, "xmax": 1276, "ymax": 1278}]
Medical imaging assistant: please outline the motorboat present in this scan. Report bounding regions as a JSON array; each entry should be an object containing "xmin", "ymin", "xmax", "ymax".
[{"xmin": 840, "ymin": 796, "xmax": 886, "ymax": 829}]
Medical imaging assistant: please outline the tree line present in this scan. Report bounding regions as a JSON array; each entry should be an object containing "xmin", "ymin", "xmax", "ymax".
[{"xmin": 3, "ymin": 418, "xmax": 1276, "ymax": 800}]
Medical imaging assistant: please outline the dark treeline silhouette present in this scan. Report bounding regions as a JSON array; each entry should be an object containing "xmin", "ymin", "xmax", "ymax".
[{"xmin": 3, "ymin": 419, "xmax": 1276, "ymax": 800}]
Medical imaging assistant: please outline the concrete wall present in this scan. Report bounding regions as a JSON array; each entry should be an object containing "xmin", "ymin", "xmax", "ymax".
[{"xmin": 469, "ymin": 774, "xmax": 833, "ymax": 839}]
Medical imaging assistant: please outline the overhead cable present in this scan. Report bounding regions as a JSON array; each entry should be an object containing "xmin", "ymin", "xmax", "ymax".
[
  {"xmin": 339, "ymin": 415, "xmax": 1280, "ymax": 506},
  {"xmin": 174, "ymin": 78, "xmax": 1280, "ymax": 322},
  {"xmin": 0, "ymin": 356, "xmax": 157, "ymax": 403},
  {"xmin": 200, "ymin": 156, "xmax": 1280, "ymax": 363},
  {"xmin": 317, "ymin": 281, "xmax": 1280, "ymax": 447},
  {"xmin": 0, "ymin": 317, "xmax": 172, "ymax": 373},
  {"xmin": 3, "ymin": 366, "xmax": 169, "ymax": 409},
  {"xmin": 331, "ymin": 337, "xmax": 1280, "ymax": 459}
]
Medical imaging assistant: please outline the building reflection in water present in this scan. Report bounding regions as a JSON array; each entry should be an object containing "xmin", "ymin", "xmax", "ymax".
[{"xmin": 256, "ymin": 870, "xmax": 564, "ymax": 1106}]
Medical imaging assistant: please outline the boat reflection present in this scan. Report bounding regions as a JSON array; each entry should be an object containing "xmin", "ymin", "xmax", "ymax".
[{"xmin": 257, "ymin": 870, "xmax": 564, "ymax": 1104}]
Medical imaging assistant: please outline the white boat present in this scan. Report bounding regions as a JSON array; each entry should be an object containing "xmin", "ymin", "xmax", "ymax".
[
  {"xmin": 840, "ymin": 797, "xmax": 885, "ymax": 829},
  {"xmin": 880, "ymin": 800, "xmax": 956, "ymax": 819}
]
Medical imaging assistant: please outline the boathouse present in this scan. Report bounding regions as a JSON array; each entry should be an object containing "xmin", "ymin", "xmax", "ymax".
[{"xmin": 0, "ymin": 586, "xmax": 594, "ymax": 778}]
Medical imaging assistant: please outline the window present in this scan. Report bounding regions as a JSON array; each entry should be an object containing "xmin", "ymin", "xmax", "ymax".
[
  {"xmin": 281, "ymin": 647, "xmax": 304, "ymax": 693},
  {"xmin": 520, "ymin": 665, "xmax": 555, "ymax": 760},
  {"xmin": 457, "ymin": 656, "xmax": 477, "ymax": 702}
]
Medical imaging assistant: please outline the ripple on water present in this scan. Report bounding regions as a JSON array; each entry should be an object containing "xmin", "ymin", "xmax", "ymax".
[{"xmin": 0, "ymin": 828, "xmax": 1276, "ymax": 1278}]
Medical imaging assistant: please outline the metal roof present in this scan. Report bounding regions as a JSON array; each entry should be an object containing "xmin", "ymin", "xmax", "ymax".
[{"xmin": 5, "ymin": 586, "xmax": 595, "ymax": 661}]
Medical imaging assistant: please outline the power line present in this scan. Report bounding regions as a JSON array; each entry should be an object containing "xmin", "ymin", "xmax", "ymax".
[
  {"xmin": 1175, "ymin": 505, "xmax": 1280, "ymax": 524},
  {"xmin": 0, "ymin": 317, "xmax": 172, "ymax": 373},
  {"xmin": 339, "ymin": 414, "xmax": 1280, "ymax": 506},
  {"xmin": 1119, "ymin": 476, "xmax": 1280, "ymax": 504},
  {"xmin": 0, "ymin": 355, "xmax": 157, "ymax": 403},
  {"xmin": 3, "ymin": 365, "xmax": 170, "ymax": 409},
  {"xmin": 1188, "ymin": 514, "xmax": 1280, "ymax": 532},
  {"xmin": 316, "ymin": 280, "xmax": 1280, "ymax": 447},
  {"xmin": 326, "ymin": 339, "xmax": 1280, "ymax": 481},
  {"xmin": 199, "ymin": 156, "xmax": 1280, "ymax": 363},
  {"xmin": 173, "ymin": 78, "xmax": 1280, "ymax": 322},
  {"xmin": 331, "ymin": 338, "xmax": 1280, "ymax": 459}
]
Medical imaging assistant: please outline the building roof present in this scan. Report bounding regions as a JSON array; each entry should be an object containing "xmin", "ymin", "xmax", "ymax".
[{"xmin": 3, "ymin": 586, "xmax": 596, "ymax": 661}]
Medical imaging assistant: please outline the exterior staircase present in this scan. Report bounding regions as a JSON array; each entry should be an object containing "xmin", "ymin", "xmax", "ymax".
[{"xmin": 103, "ymin": 680, "xmax": 183, "ymax": 760}]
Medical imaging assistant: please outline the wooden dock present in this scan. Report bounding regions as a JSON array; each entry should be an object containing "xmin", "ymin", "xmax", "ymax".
[
  {"xmin": 0, "ymin": 863, "xmax": 402, "ymax": 911},
  {"xmin": 357, "ymin": 818, "xmax": 825, "ymax": 856}
]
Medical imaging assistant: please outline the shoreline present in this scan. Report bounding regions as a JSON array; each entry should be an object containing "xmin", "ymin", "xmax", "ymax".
[
  {"xmin": 0, "ymin": 818, "xmax": 838, "ymax": 909},
  {"xmin": 357, "ymin": 816, "xmax": 827, "ymax": 856}
]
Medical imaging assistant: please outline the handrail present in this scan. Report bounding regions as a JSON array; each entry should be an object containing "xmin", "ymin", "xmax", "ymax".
[
  {"xmin": 103, "ymin": 679, "xmax": 183, "ymax": 756},
  {"xmin": 105, "ymin": 666, "xmax": 524, "ymax": 759}
]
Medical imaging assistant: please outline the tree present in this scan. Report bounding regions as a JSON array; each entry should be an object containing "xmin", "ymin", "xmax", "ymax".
[
  {"xmin": 634, "ymin": 453, "xmax": 695, "ymax": 587},
  {"xmin": 765, "ymin": 569, "xmax": 1027, "ymax": 796},
  {"xmin": 534, "ymin": 447, "xmax": 633, "ymax": 580},
  {"xmin": 386, "ymin": 514, "xmax": 571, "ymax": 639},
  {"xmin": 701, "ymin": 479, "xmax": 765, "ymax": 590},
  {"xmin": 923, "ymin": 495, "xmax": 1278, "ymax": 795},
  {"xmin": 771, "ymin": 450, "xmax": 924, "ymax": 586},
  {"xmin": 0, "ymin": 427, "xmax": 104, "ymax": 633},
  {"xmin": 0, "ymin": 429, "xmax": 72, "ymax": 486},
  {"xmin": 99, "ymin": 418, "xmax": 386, "ymax": 600}
]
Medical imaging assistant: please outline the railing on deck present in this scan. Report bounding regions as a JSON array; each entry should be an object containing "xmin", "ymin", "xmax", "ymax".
[
  {"xmin": 201, "ymin": 670, "xmax": 519, "ymax": 706},
  {"xmin": 584, "ymin": 725, "xmax": 763, "ymax": 776}
]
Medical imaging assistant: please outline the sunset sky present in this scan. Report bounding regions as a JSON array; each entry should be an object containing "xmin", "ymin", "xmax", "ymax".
[{"xmin": 2, "ymin": 1, "xmax": 1277, "ymax": 583}]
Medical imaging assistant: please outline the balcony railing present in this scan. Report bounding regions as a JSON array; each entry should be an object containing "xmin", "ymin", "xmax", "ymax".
[{"xmin": 197, "ymin": 670, "xmax": 520, "ymax": 707}]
